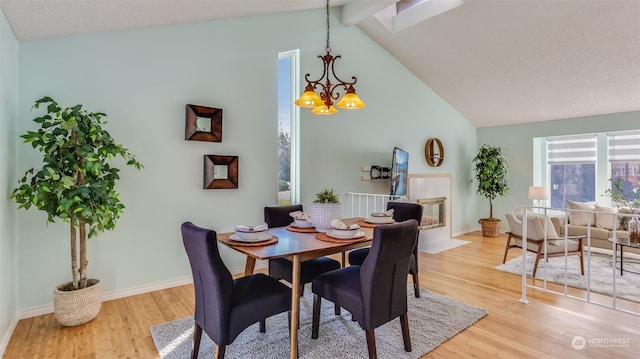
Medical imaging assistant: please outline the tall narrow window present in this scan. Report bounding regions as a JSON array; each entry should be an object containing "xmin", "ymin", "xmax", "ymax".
[
  {"xmin": 547, "ymin": 134, "xmax": 597, "ymax": 208},
  {"xmin": 608, "ymin": 130, "xmax": 640, "ymax": 203},
  {"xmin": 278, "ymin": 50, "xmax": 300, "ymax": 205}
]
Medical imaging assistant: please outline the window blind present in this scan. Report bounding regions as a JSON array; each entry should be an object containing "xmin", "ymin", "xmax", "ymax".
[
  {"xmin": 608, "ymin": 130, "xmax": 640, "ymax": 162},
  {"xmin": 547, "ymin": 134, "xmax": 597, "ymax": 164}
]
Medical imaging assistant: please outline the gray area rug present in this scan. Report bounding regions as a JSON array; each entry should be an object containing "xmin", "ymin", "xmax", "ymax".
[
  {"xmin": 150, "ymin": 286, "xmax": 487, "ymax": 359},
  {"xmin": 496, "ymin": 250, "xmax": 640, "ymax": 302}
]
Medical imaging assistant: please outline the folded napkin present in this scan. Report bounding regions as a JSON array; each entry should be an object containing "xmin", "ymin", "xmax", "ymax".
[
  {"xmin": 372, "ymin": 209, "xmax": 395, "ymax": 217},
  {"xmin": 289, "ymin": 211, "xmax": 311, "ymax": 220},
  {"xmin": 331, "ymin": 219, "xmax": 360, "ymax": 230},
  {"xmin": 233, "ymin": 223, "xmax": 268, "ymax": 232}
]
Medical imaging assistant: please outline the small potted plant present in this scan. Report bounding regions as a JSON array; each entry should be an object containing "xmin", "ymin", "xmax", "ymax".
[
  {"xmin": 309, "ymin": 188, "xmax": 342, "ymax": 232},
  {"xmin": 472, "ymin": 145, "xmax": 509, "ymax": 237},
  {"xmin": 10, "ymin": 97, "xmax": 142, "ymax": 326}
]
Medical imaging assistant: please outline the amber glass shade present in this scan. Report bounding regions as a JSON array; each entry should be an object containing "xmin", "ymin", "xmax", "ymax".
[
  {"xmin": 336, "ymin": 91, "xmax": 366, "ymax": 109},
  {"xmin": 295, "ymin": 85, "xmax": 323, "ymax": 108},
  {"xmin": 311, "ymin": 105, "xmax": 338, "ymax": 115}
]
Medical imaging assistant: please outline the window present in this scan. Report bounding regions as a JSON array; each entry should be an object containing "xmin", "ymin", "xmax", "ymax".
[
  {"xmin": 546, "ymin": 134, "xmax": 597, "ymax": 208},
  {"xmin": 277, "ymin": 50, "xmax": 300, "ymax": 205},
  {"xmin": 608, "ymin": 130, "xmax": 640, "ymax": 203}
]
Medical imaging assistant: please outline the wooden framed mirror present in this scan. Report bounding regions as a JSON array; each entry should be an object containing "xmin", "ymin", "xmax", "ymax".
[
  {"xmin": 204, "ymin": 155, "xmax": 238, "ymax": 189},
  {"xmin": 424, "ymin": 138, "xmax": 444, "ymax": 167},
  {"xmin": 186, "ymin": 104, "xmax": 223, "ymax": 142}
]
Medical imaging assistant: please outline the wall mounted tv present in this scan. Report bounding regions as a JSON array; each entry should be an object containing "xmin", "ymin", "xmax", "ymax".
[{"xmin": 390, "ymin": 147, "xmax": 409, "ymax": 197}]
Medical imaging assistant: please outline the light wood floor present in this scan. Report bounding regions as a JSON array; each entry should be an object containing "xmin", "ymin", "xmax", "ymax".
[{"xmin": 4, "ymin": 231, "xmax": 639, "ymax": 358}]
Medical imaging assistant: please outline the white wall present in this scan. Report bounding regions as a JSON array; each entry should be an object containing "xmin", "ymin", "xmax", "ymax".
[
  {"xmin": 14, "ymin": 9, "xmax": 476, "ymax": 310},
  {"xmin": 0, "ymin": 9, "xmax": 18, "ymax": 355}
]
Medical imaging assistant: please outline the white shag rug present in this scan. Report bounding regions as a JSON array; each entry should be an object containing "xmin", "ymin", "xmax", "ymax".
[
  {"xmin": 496, "ymin": 250, "xmax": 640, "ymax": 303},
  {"xmin": 150, "ymin": 286, "xmax": 487, "ymax": 359}
]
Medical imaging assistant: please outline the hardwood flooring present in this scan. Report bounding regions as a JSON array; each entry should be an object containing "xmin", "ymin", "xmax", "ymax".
[{"xmin": 3, "ymin": 231, "xmax": 639, "ymax": 358}]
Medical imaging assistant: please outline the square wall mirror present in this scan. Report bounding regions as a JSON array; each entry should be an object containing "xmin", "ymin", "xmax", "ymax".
[
  {"xmin": 204, "ymin": 155, "xmax": 238, "ymax": 189},
  {"xmin": 186, "ymin": 104, "xmax": 222, "ymax": 142}
]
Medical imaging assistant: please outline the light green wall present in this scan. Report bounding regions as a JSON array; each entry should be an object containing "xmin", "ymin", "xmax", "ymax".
[
  {"xmin": 0, "ymin": 9, "xmax": 18, "ymax": 351},
  {"xmin": 477, "ymin": 111, "xmax": 640, "ymax": 231},
  {"xmin": 15, "ymin": 9, "xmax": 476, "ymax": 309}
]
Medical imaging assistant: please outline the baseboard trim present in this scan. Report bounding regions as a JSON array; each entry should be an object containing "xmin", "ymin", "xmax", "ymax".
[
  {"xmin": 0, "ymin": 314, "xmax": 18, "ymax": 357},
  {"xmin": 17, "ymin": 260, "xmax": 269, "ymax": 320}
]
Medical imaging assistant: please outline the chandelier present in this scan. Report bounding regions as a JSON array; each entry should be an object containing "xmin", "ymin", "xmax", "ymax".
[{"xmin": 295, "ymin": 0, "xmax": 365, "ymax": 115}]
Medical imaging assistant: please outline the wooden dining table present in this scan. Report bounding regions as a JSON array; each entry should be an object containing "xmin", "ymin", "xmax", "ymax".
[{"xmin": 217, "ymin": 219, "xmax": 374, "ymax": 359}]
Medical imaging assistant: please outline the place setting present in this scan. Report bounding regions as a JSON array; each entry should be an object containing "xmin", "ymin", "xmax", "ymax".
[
  {"xmin": 286, "ymin": 211, "xmax": 318, "ymax": 233},
  {"xmin": 219, "ymin": 223, "xmax": 278, "ymax": 246},
  {"xmin": 356, "ymin": 209, "xmax": 396, "ymax": 228},
  {"xmin": 315, "ymin": 219, "xmax": 366, "ymax": 243}
]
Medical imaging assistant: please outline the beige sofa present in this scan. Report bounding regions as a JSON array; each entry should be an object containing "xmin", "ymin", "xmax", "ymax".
[{"xmin": 549, "ymin": 201, "xmax": 637, "ymax": 254}]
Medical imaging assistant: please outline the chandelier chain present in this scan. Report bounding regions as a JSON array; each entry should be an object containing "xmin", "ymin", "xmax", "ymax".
[{"xmin": 325, "ymin": 0, "xmax": 331, "ymax": 53}]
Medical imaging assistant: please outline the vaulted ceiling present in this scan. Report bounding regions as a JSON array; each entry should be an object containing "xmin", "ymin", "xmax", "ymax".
[{"xmin": 1, "ymin": 0, "xmax": 638, "ymax": 128}]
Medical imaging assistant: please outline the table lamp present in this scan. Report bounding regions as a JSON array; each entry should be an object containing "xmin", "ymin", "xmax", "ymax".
[{"xmin": 528, "ymin": 186, "xmax": 549, "ymax": 211}]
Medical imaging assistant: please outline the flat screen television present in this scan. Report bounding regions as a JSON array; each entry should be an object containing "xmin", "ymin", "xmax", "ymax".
[{"xmin": 390, "ymin": 147, "xmax": 409, "ymax": 197}]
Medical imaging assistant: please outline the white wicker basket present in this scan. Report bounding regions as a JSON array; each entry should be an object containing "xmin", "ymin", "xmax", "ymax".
[
  {"xmin": 310, "ymin": 203, "xmax": 342, "ymax": 232},
  {"xmin": 54, "ymin": 279, "xmax": 102, "ymax": 326}
]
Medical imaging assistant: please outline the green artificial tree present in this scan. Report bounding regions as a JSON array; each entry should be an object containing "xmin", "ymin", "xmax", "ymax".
[{"xmin": 10, "ymin": 97, "xmax": 143, "ymax": 291}]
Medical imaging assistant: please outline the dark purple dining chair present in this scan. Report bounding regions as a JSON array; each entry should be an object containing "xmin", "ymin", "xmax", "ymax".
[
  {"xmin": 181, "ymin": 222, "xmax": 291, "ymax": 359},
  {"xmin": 348, "ymin": 201, "xmax": 423, "ymax": 297},
  {"xmin": 264, "ymin": 205, "xmax": 341, "ymax": 295},
  {"xmin": 311, "ymin": 219, "xmax": 419, "ymax": 359}
]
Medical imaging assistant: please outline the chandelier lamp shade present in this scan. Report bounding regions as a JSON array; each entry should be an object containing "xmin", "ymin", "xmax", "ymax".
[{"xmin": 295, "ymin": 0, "xmax": 365, "ymax": 115}]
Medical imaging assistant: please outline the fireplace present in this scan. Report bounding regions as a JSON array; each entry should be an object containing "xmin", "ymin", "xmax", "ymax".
[{"xmin": 417, "ymin": 197, "xmax": 446, "ymax": 229}]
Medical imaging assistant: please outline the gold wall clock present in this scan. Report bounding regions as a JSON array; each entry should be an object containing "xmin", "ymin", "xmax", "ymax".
[{"xmin": 424, "ymin": 138, "xmax": 444, "ymax": 167}]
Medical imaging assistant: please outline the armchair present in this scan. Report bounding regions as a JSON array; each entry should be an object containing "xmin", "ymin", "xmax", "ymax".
[{"xmin": 503, "ymin": 212, "xmax": 584, "ymax": 277}]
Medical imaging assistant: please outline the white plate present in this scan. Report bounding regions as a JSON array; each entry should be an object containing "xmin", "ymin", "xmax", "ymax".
[
  {"xmin": 327, "ymin": 230, "xmax": 365, "ymax": 239},
  {"xmin": 229, "ymin": 234, "xmax": 273, "ymax": 243},
  {"xmin": 364, "ymin": 217, "xmax": 394, "ymax": 224},
  {"xmin": 290, "ymin": 221, "xmax": 314, "ymax": 228}
]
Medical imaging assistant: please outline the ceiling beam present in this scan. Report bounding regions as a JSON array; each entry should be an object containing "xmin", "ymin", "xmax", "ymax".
[{"xmin": 341, "ymin": 0, "xmax": 398, "ymax": 26}]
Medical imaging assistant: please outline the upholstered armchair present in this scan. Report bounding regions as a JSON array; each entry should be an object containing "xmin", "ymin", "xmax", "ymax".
[{"xmin": 504, "ymin": 212, "xmax": 584, "ymax": 277}]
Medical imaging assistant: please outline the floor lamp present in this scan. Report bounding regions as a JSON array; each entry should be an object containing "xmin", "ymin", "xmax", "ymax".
[{"xmin": 528, "ymin": 186, "xmax": 549, "ymax": 212}]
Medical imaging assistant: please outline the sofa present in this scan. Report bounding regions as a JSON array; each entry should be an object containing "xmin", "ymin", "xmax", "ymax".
[{"xmin": 549, "ymin": 200, "xmax": 638, "ymax": 255}]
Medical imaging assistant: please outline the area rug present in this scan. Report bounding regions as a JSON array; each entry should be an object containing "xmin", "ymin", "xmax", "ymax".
[
  {"xmin": 150, "ymin": 286, "xmax": 487, "ymax": 359},
  {"xmin": 495, "ymin": 251, "xmax": 640, "ymax": 303}
]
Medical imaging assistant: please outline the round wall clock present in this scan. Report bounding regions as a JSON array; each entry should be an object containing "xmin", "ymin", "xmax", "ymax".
[{"xmin": 424, "ymin": 138, "xmax": 444, "ymax": 167}]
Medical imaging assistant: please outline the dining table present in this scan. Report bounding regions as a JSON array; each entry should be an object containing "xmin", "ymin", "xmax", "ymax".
[{"xmin": 217, "ymin": 218, "xmax": 375, "ymax": 359}]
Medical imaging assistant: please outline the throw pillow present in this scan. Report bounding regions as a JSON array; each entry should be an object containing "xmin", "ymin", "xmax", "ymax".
[
  {"xmin": 567, "ymin": 200, "xmax": 596, "ymax": 226},
  {"xmin": 594, "ymin": 204, "xmax": 619, "ymax": 230}
]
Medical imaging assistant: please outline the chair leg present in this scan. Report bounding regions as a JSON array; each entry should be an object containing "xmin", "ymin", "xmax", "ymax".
[
  {"xmin": 300, "ymin": 284, "xmax": 305, "ymax": 296},
  {"xmin": 578, "ymin": 238, "xmax": 585, "ymax": 275},
  {"xmin": 191, "ymin": 322, "xmax": 203, "ymax": 359},
  {"xmin": 532, "ymin": 243, "xmax": 544, "ymax": 277},
  {"xmin": 259, "ymin": 319, "xmax": 266, "ymax": 333},
  {"xmin": 214, "ymin": 345, "xmax": 226, "ymax": 359},
  {"xmin": 412, "ymin": 272, "xmax": 420, "ymax": 298},
  {"xmin": 365, "ymin": 329, "xmax": 377, "ymax": 359},
  {"xmin": 334, "ymin": 303, "xmax": 341, "ymax": 315},
  {"xmin": 400, "ymin": 313, "xmax": 412, "ymax": 352},
  {"xmin": 502, "ymin": 232, "xmax": 513, "ymax": 264},
  {"xmin": 311, "ymin": 294, "xmax": 321, "ymax": 339}
]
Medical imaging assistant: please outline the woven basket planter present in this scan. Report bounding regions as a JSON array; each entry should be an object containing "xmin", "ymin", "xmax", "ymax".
[
  {"xmin": 54, "ymin": 279, "xmax": 102, "ymax": 326},
  {"xmin": 479, "ymin": 218, "xmax": 501, "ymax": 238},
  {"xmin": 309, "ymin": 203, "xmax": 342, "ymax": 232}
]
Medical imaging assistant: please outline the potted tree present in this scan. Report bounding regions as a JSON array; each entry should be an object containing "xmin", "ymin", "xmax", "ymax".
[
  {"xmin": 472, "ymin": 145, "xmax": 509, "ymax": 237},
  {"xmin": 309, "ymin": 188, "xmax": 342, "ymax": 232},
  {"xmin": 10, "ymin": 96, "xmax": 142, "ymax": 326}
]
